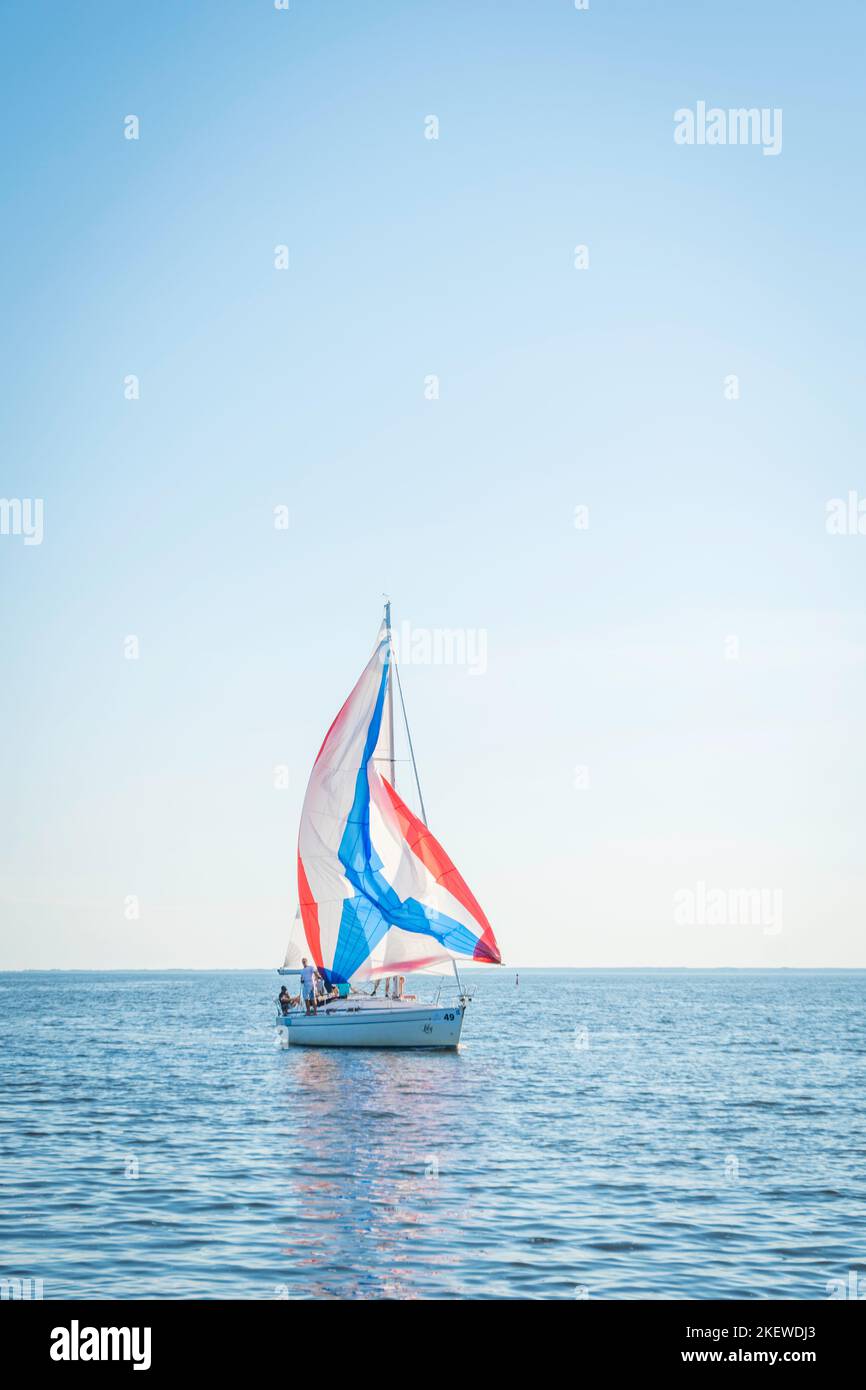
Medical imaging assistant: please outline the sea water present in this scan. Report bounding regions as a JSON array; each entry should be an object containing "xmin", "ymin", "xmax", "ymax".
[{"xmin": 0, "ymin": 969, "xmax": 863, "ymax": 1300}]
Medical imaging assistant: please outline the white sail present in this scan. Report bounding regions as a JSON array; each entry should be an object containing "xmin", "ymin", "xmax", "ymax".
[{"xmin": 280, "ymin": 908, "xmax": 306, "ymax": 970}]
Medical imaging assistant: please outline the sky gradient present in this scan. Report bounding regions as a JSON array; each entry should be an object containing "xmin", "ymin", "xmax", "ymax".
[{"xmin": 2, "ymin": 1, "xmax": 865, "ymax": 968}]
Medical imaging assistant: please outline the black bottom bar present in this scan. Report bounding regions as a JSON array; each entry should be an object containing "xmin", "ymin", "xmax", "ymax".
[{"xmin": 4, "ymin": 1298, "xmax": 861, "ymax": 1376}]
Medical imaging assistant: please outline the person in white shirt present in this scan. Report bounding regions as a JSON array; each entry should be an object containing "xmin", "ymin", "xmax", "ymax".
[{"xmin": 299, "ymin": 957, "xmax": 321, "ymax": 1015}]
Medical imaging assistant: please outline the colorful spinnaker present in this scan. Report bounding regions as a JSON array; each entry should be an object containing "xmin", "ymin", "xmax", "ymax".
[{"xmin": 296, "ymin": 617, "xmax": 500, "ymax": 985}]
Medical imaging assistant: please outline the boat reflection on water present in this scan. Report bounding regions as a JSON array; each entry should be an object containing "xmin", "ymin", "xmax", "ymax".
[{"xmin": 274, "ymin": 1045, "xmax": 475, "ymax": 1299}]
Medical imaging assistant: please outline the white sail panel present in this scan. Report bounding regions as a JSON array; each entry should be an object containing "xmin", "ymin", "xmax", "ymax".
[{"xmin": 281, "ymin": 908, "xmax": 306, "ymax": 969}]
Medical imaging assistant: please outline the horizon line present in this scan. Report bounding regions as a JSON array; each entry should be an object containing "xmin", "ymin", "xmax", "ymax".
[{"xmin": 3, "ymin": 965, "xmax": 866, "ymax": 974}]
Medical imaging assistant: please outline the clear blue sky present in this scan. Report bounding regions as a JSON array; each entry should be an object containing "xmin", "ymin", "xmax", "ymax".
[{"xmin": 2, "ymin": 1, "xmax": 865, "ymax": 968}]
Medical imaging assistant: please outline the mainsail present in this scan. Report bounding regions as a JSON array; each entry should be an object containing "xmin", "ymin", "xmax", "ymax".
[
  {"xmin": 296, "ymin": 622, "xmax": 500, "ymax": 985},
  {"xmin": 282, "ymin": 908, "xmax": 305, "ymax": 970}
]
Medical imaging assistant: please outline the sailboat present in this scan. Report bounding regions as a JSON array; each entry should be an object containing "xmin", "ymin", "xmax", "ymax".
[{"xmin": 275, "ymin": 602, "xmax": 501, "ymax": 1048}]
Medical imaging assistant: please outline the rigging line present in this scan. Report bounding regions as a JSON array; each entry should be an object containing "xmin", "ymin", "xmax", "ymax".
[{"xmin": 391, "ymin": 637, "xmax": 429, "ymax": 828}]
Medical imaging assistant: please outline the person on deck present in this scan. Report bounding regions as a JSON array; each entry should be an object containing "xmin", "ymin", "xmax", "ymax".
[
  {"xmin": 278, "ymin": 985, "xmax": 292, "ymax": 1015},
  {"xmin": 299, "ymin": 958, "xmax": 321, "ymax": 1015}
]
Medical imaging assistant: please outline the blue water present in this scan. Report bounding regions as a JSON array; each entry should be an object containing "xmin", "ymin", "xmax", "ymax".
[{"xmin": 1, "ymin": 970, "xmax": 864, "ymax": 1300}]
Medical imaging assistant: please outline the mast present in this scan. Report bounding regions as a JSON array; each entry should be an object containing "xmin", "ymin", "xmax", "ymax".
[
  {"xmin": 383, "ymin": 599, "xmax": 396, "ymax": 788},
  {"xmin": 385, "ymin": 602, "xmax": 429, "ymax": 827}
]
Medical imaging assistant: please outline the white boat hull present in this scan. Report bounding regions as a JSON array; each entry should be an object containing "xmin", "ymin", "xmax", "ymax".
[{"xmin": 276, "ymin": 998, "xmax": 465, "ymax": 1049}]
